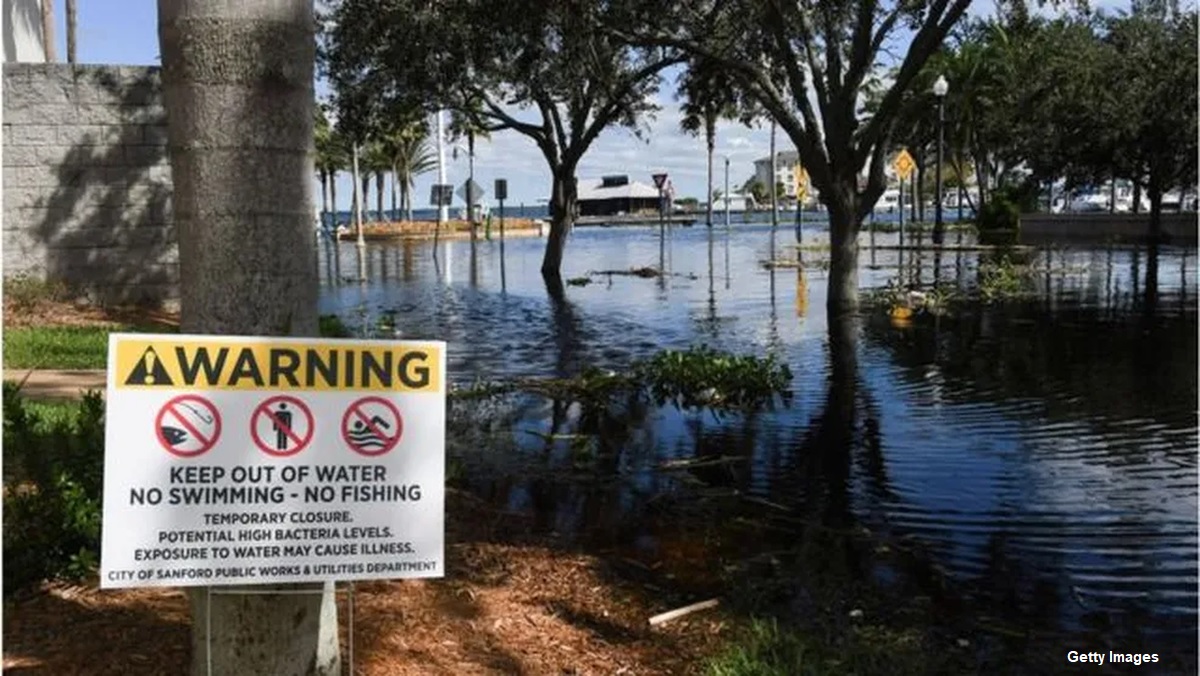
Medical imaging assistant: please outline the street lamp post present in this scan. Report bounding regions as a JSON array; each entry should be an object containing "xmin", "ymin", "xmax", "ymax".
[
  {"xmin": 723, "ymin": 157, "xmax": 731, "ymax": 234},
  {"xmin": 933, "ymin": 74, "xmax": 948, "ymax": 245}
]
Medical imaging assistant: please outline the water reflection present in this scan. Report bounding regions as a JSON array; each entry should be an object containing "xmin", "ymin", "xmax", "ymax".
[{"xmin": 317, "ymin": 226, "xmax": 1197, "ymax": 663}]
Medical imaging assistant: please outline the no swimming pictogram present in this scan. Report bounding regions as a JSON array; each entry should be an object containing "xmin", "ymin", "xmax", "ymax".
[
  {"xmin": 250, "ymin": 396, "xmax": 314, "ymax": 457},
  {"xmin": 155, "ymin": 395, "xmax": 221, "ymax": 457},
  {"xmin": 341, "ymin": 397, "xmax": 403, "ymax": 456}
]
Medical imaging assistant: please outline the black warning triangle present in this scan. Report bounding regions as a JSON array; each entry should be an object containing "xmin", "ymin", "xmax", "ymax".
[{"xmin": 124, "ymin": 346, "xmax": 174, "ymax": 386}]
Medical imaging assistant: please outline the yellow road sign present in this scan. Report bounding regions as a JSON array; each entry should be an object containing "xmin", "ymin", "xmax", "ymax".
[
  {"xmin": 793, "ymin": 164, "xmax": 810, "ymax": 200},
  {"xmin": 893, "ymin": 149, "xmax": 916, "ymax": 180}
]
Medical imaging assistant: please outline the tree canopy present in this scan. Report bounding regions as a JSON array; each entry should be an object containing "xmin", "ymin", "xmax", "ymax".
[{"xmin": 322, "ymin": 0, "xmax": 682, "ymax": 276}]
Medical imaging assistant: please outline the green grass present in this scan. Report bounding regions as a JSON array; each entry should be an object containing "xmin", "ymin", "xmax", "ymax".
[
  {"xmin": 4, "ymin": 316, "xmax": 356, "ymax": 370},
  {"xmin": 4, "ymin": 326, "xmax": 122, "ymax": 369},
  {"xmin": 704, "ymin": 618, "xmax": 937, "ymax": 676}
]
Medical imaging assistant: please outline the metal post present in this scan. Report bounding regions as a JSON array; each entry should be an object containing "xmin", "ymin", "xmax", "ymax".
[
  {"xmin": 352, "ymin": 143, "xmax": 365, "ymax": 249},
  {"xmin": 467, "ymin": 132, "xmax": 476, "ymax": 240},
  {"xmin": 435, "ymin": 110, "xmax": 448, "ymax": 224},
  {"xmin": 658, "ymin": 186, "xmax": 665, "ymax": 237},
  {"xmin": 935, "ymin": 96, "xmax": 945, "ymax": 244},
  {"xmin": 724, "ymin": 157, "xmax": 731, "ymax": 234},
  {"xmin": 794, "ymin": 196, "xmax": 803, "ymax": 244},
  {"xmin": 769, "ymin": 121, "xmax": 778, "ymax": 231},
  {"xmin": 499, "ymin": 197, "xmax": 507, "ymax": 292}
]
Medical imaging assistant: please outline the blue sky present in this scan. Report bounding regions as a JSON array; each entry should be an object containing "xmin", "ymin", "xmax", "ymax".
[{"xmin": 54, "ymin": 0, "xmax": 1127, "ymax": 212}]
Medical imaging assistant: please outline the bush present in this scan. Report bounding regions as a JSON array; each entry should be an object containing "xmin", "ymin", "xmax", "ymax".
[
  {"xmin": 3, "ymin": 382, "xmax": 105, "ymax": 591},
  {"xmin": 977, "ymin": 195, "xmax": 1020, "ymax": 232},
  {"xmin": 635, "ymin": 346, "xmax": 794, "ymax": 413},
  {"xmin": 319, "ymin": 313, "xmax": 353, "ymax": 338}
]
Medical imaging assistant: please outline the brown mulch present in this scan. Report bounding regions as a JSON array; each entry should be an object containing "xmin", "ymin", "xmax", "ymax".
[
  {"xmin": 2, "ymin": 493, "xmax": 729, "ymax": 675},
  {"xmin": 3, "ymin": 298, "xmax": 180, "ymax": 330}
]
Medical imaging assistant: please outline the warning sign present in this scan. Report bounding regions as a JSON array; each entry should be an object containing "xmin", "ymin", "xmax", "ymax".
[
  {"xmin": 155, "ymin": 395, "xmax": 221, "ymax": 457},
  {"xmin": 893, "ymin": 148, "xmax": 916, "ymax": 181},
  {"xmin": 112, "ymin": 338, "xmax": 442, "ymax": 393},
  {"xmin": 342, "ymin": 397, "xmax": 403, "ymax": 457},
  {"xmin": 251, "ymin": 396, "xmax": 314, "ymax": 457},
  {"xmin": 101, "ymin": 333, "xmax": 447, "ymax": 590}
]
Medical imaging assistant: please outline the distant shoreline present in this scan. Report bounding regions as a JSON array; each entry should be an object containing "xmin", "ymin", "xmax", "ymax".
[{"xmin": 333, "ymin": 220, "xmax": 546, "ymax": 242}]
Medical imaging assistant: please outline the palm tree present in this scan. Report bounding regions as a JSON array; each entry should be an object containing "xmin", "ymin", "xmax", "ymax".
[
  {"xmin": 66, "ymin": 0, "xmax": 77, "ymax": 63},
  {"xmin": 314, "ymin": 105, "xmax": 345, "ymax": 228},
  {"xmin": 679, "ymin": 58, "xmax": 748, "ymax": 228},
  {"xmin": 41, "ymin": 0, "xmax": 56, "ymax": 61},
  {"xmin": 365, "ymin": 141, "xmax": 392, "ymax": 221},
  {"xmin": 390, "ymin": 122, "xmax": 436, "ymax": 222},
  {"xmin": 156, "ymin": 0, "xmax": 336, "ymax": 673},
  {"xmin": 450, "ymin": 104, "xmax": 491, "ymax": 235}
]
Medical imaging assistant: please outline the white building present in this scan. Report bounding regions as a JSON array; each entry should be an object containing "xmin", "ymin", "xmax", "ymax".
[
  {"xmin": 753, "ymin": 150, "xmax": 801, "ymax": 200},
  {"xmin": 3, "ymin": 0, "xmax": 48, "ymax": 62},
  {"xmin": 711, "ymin": 194, "xmax": 756, "ymax": 213}
]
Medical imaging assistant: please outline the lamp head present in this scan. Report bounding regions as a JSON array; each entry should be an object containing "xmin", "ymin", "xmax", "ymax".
[{"xmin": 933, "ymin": 75, "xmax": 949, "ymax": 97}]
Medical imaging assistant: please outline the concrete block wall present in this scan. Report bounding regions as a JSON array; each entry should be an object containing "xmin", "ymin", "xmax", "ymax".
[{"xmin": 3, "ymin": 63, "xmax": 177, "ymax": 306}]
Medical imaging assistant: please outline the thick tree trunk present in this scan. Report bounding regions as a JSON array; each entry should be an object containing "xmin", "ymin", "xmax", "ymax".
[
  {"xmin": 66, "ymin": 0, "xmax": 77, "ymax": 63},
  {"xmin": 361, "ymin": 175, "xmax": 371, "ymax": 221},
  {"xmin": 41, "ymin": 0, "xmax": 55, "ymax": 61},
  {"xmin": 157, "ymin": 1, "xmax": 339, "ymax": 674},
  {"xmin": 329, "ymin": 172, "xmax": 338, "ymax": 229},
  {"xmin": 391, "ymin": 170, "xmax": 398, "ymax": 221},
  {"xmin": 541, "ymin": 167, "xmax": 577, "ymax": 278},
  {"xmin": 404, "ymin": 182, "xmax": 414, "ymax": 222},
  {"xmin": 319, "ymin": 169, "xmax": 329, "ymax": 227},
  {"xmin": 375, "ymin": 170, "xmax": 384, "ymax": 222},
  {"xmin": 825, "ymin": 186, "xmax": 861, "ymax": 319},
  {"xmin": 1148, "ymin": 184, "xmax": 1164, "ymax": 243}
]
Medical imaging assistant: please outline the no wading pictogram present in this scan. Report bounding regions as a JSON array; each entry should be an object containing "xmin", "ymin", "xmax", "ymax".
[
  {"xmin": 341, "ymin": 396, "xmax": 403, "ymax": 456},
  {"xmin": 251, "ymin": 395, "xmax": 314, "ymax": 457},
  {"xmin": 155, "ymin": 395, "xmax": 221, "ymax": 457}
]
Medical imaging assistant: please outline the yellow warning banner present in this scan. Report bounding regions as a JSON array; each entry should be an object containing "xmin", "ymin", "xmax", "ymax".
[{"xmin": 113, "ymin": 335, "xmax": 442, "ymax": 393}]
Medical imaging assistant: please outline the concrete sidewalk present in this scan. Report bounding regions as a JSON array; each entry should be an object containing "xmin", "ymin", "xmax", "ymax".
[{"xmin": 4, "ymin": 370, "xmax": 107, "ymax": 400}]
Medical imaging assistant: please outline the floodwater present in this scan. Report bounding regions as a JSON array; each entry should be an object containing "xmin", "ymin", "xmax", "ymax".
[{"xmin": 317, "ymin": 222, "xmax": 1197, "ymax": 669}]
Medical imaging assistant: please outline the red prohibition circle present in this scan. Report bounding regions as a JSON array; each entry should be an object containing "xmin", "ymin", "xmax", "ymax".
[
  {"xmin": 250, "ymin": 395, "xmax": 314, "ymax": 457},
  {"xmin": 155, "ymin": 394, "xmax": 222, "ymax": 458},
  {"xmin": 341, "ymin": 396, "xmax": 403, "ymax": 457}
]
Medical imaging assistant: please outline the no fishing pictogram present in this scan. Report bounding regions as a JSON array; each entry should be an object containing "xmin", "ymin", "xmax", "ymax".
[
  {"xmin": 341, "ymin": 396, "xmax": 403, "ymax": 457},
  {"xmin": 155, "ymin": 395, "xmax": 221, "ymax": 457},
  {"xmin": 250, "ymin": 395, "xmax": 314, "ymax": 457}
]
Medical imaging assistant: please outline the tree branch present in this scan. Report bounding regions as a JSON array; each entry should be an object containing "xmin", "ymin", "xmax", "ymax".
[
  {"xmin": 478, "ymin": 89, "xmax": 547, "ymax": 143},
  {"xmin": 575, "ymin": 54, "xmax": 684, "ymax": 156},
  {"xmin": 855, "ymin": 0, "xmax": 969, "ymax": 169}
]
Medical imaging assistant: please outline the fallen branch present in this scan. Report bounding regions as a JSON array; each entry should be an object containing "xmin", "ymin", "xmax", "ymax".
[{"xmin": 648, "ymin": 598, "xmax": 720, "ymax": 627}]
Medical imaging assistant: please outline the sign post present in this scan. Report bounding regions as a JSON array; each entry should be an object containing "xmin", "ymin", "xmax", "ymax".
[
  {"xmin": 495, "ymin": 178, "xmax": 508, "ymax": 292},
  {"xmin": 101, "ymin": 334, "xmax": 446, "ymax": 589},
  {"xmin": 893, "ymin": 149, "xmax": 916, "ymax": 252},
  {"xmin": 652, "ymin": 172, "xmax": 669, "ymax": 236},
  {"xmin": 793, "ymin": 164, "xmax": 809, "ymax": 245}
]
